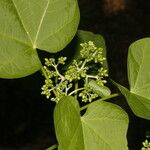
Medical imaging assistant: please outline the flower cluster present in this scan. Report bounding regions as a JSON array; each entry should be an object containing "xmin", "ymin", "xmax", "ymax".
[
  {"xmin": 80, "ymin": 41, "xmax": 106, "ymax": 63},
  {"xmin": 41, "ymin": 41, "xmax": 109, "ymax": 103},
  {"xmin": 65, "ymin": 60, "xmax": 88, "ymax": 81},
  {"xmin": 41, "ymin": 57, "xmax": 68, "ymax": 102}
]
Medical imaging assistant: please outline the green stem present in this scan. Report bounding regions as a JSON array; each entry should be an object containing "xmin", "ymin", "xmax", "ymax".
[
  {"xmin": 80, "ymin": 93, "xmax": 119, "ymax": 111},
  {"xmin": 68, "ymin": 87, "xmax": 85, "ymax": 96},
  {"xmin": 85, "ymin": 74, "xmax": 98, "ymax": 84},
  {"xmin": 86, "ymin": 74, "xmax": 98, "ymax": 79},
  {"xmin": 80, "ymin": 60, "xmax": 87, "ymax": 70},
  {"xmin": 41, "ymin": 67, "xmax": 49, "ymax": 80},
  {"xmin": 74, "ymin": 82, "xmax": 78, "ymax": 98},
  {"xmin": 53, "ymin": 65, "xmax": 65, "ymax": 81},
  {"xmin": 46, "ymin": 144, "xmax": 58, "ymax": 150}
]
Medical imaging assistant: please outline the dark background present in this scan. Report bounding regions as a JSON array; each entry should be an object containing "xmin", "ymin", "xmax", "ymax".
[{"xmin": 0, "ymin": 0, "xmax": 150, "ymax": 149}]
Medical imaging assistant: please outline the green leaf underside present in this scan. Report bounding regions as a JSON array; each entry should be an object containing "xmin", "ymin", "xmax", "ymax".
[
  {"xmin": 113, "ymin": 38, "xmax": 150, "ymax": 119},
  {"xmin": 0, "ymin": 0, "xmax": 79, "ymax": 78},
  {"xmin": 54, "ymin": 96, "xmax": 85, "ymax": 150},
  {"xmin": 128, "ymin": 38, "xmax": 150, "ymax": 98},
  {"xmin": 113, "ymin": 81, "xmax": 150, "ymax": 120},
  {"xmin": 54, "ymin": 96, "xmax": 128, "ymax": 150},
  {"xmin": 82, "ymin": 100, "xmax": 128, "ymax": 150}
]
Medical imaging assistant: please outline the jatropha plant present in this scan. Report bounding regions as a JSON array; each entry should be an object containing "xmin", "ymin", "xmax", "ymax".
[{"xmin": 0, "ymin": 0, "xmax": 150, "ymax": 150}]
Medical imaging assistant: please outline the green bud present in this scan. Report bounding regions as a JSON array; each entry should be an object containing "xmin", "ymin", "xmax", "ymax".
[{"xmin": 58, "ymin": 57, "xmax": 67, "ymax": 65}]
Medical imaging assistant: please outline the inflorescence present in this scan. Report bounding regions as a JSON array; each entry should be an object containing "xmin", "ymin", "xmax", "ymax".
[{"xmin": 41, "ymin": 41, "xmax": 109, "ymax": 103}]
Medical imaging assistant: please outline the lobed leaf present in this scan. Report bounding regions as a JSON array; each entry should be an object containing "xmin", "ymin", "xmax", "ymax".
[{"xmin": 0, "ymin": 0, "xmax": 80, "ymax": 78}]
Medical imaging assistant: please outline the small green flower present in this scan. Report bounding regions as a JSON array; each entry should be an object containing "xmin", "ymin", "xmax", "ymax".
[
  {"xmin": 45, "ymin": 58, "xmax": 55, "ymax": 66},
  {"xmin": 58, "ymin": 57, "xmax": 67, "ymax": 65},
  {"xmin": 141, "ymin": 140, "xmax": 150, "ymax": 150},
  {"xmin": 98, "ymin": 67, "xmax": 108, "ymax": 77}
]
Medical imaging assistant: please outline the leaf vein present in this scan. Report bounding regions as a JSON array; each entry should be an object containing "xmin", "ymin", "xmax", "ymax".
[
  {"xmin": 11, "ymin": 0, "xmax": 33, "ymax": 45},
  {"xmin": 33, "ymin": 0, "xmax": 50, "ymax": 47}
]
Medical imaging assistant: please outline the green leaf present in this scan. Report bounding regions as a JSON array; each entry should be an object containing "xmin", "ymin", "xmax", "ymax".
[
  {"xmin": 54, "ymin": 96, "xmax": 85, "ymax": 150},
  {"xmin": 81, "ymin": 100, "xmax": 128, "ymax": 150},
  {"xmin": 113, "ymin": 38, "xmax": 150, "ymax": 120},
  {"xmin": 128, "ymin": 38, "xmax": 150, "ymax": 97},
  {"xmin": 0, "ymin": 0, "xmax": 80, "ymax": 78},
  {"xmin": 88, "ymin": 79, "xmax": 111, "ymax": 97},
  {"xmin": 113, "ymin": 81, "xmax": 150, "ymax": 120},
  {"xmin": 54, "ymin": 96, "xmax": 129, "ymax": 150}
]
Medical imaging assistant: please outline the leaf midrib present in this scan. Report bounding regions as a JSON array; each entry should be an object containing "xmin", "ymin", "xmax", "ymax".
[
  {"xmin": 37, "ymin": 1, "xmax": 78, "ymax": 47},
  {"xmin": 11, "ymin": 0, "xmax": 52, "ymax": 49},
  {"xmin": 11, "ymin": 0, "xmax": 33, "ymax": 46},
  {"xmin": 67, "ymin": 121, "xmax": 84, "ymax": 150},
  {"xmin": 33, "ymin": 0, "xmax": 50, "ymax": 48},
  {"xmin": 131, "ymin": 45, "xmax": 146, "ymax": 90}
]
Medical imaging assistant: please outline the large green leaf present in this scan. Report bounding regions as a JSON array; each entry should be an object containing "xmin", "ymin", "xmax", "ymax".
[
  {"xmin": 54, "ymin": 96, "xmax": 85, "ymax": 150},
  {"xmin": 81, "ymin": 100, "xmax": 128, "ymax": 150},
  {"xmin": 54, "ymin": 96, "xmax": 128, "ymax": 150},
  {"xmin": 0, "ymin": 0, "xmax": 79, "ymax": 78},
  {"xmin": 113, "ymin": 38, "xmax": 150, "ymax": 120},
  {"xmin": 128, "ymin": 38, "xmax": 150, "ymax": 97}
]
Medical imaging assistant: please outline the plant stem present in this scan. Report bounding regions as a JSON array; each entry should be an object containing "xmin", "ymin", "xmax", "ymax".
[
  {"xmin": 86, "ymin": 74, "xmax": 98, "ymax": 79},
  {"xmin": 80, "ymin": 60, "xmax": 87, "ymax": 70},
  {"xmin": 68, "ymin": 87, "xmax": 85, "ymax": 96},
  {"xmin": 41, "ymin": 67, "xmax": 49, "ymax": 81},
  {"xmin": 46, "ymin": 144, "xmax": 58, "ymax": 150},
  {"xmin": 85, "ymin": 74, "xmax": 98, "ymax": 84},
  {"xmin": 53, "ymin": 65, "xmax": 65, "ymax": 81},
  {"xmin": 74, "ymin": 82, "xmax": 78, "ymax": 98},
  {"xmin": 80, "ymin": 93, "xmax": 119, "ymax": 111}
]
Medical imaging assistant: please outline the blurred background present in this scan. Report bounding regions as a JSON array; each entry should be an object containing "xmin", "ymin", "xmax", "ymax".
[{"xmin": 0, "ymin": 0, "xmax": 150, "ymax": 149}]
